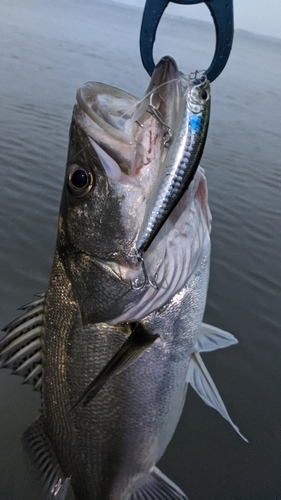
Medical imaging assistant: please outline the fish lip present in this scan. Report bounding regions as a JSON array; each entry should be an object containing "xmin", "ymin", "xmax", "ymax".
[{"xmin": 151, "ymin": 55, "xmax": 179, "ymax": 84}]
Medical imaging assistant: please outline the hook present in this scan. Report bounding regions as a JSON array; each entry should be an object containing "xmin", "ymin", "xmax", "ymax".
[
  {"xmin": 131, "ymin": 252, "xmax": 158, "ymax": 291},
  {"xmin": 147, "ymin": 92, "xmax": 172, "ymax": 147}
]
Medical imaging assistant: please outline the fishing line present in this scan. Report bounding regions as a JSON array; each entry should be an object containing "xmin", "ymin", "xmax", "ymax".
[
  {"xmin": 66, "ymin": 145, "xmax": 88, "ymax": 166},
  {"xmin": 119, "ymin": 70, "xmax": 206, "ymax": 121},
  {"xmin": 119, "ymin": 76, "xmax": 181, "ymax": 120}
]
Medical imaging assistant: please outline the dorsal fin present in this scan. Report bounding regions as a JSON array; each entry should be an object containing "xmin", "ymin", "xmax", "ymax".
[{"xmin": 0, "ymin": 294, "xmax": 45, "ymax": 390}]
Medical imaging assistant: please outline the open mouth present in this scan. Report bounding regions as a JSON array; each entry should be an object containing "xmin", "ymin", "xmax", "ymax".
[
  {"xmin": 75, "ymin": 57, "xmax": 179, "ymax": 187},
  {"xmin": 72, "ymin": 58, "xmax": 211, "ymax": 323}
]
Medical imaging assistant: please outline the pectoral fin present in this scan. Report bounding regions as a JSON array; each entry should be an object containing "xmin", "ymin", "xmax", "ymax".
[
  {"xmin": 187, "ymin": 350, "xmax": 248, "ymax": 442},
  {"xmin": 22, "ymin": 417, "xmax": 70, "ymax": 500},
  {"xmin": 130, "ymin": 466, "xmax": 188, "ymax": 500},
  {"xmin": 72, "ymin": 323, "xmax": 159, "ymax": 409}
]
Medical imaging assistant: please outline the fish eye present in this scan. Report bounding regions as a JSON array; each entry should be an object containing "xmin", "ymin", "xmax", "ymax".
[
  {"xmin": 200, "ymin": 89, "xmax": 209, "ymax": 101},
  {"xmin": 67, "ymin": 164, "xmax": 94, "ymax": 198}
]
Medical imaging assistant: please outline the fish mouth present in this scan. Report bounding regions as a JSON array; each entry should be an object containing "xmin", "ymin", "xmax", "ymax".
[
  {"xmin": 75, "ymin": 56, "xmax": 180, "ymax": 181},
  {"xmin": 72, "ymin": 57, "xmax": 211, "ymax": 322},
  {"xmin": 74, "ymin": 56, "xmax": 187, "ymax": 249}
]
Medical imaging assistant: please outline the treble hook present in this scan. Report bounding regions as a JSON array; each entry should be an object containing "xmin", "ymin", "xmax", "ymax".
[
  {"xmin": 139, "ymin": 0, "xmax": 234, "ymax": 83},
  {"xmin": 131, "ymin": 252, "xmax": 158, "ymax": 291},
  {"xmin": 147, "ymin": 92, "xmax": 172, "ymax": 147}
]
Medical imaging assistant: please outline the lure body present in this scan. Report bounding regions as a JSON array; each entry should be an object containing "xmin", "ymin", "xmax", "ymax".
[{"xmin": 136, "ymin": 74, "xmax": 211, "ymax": 254}]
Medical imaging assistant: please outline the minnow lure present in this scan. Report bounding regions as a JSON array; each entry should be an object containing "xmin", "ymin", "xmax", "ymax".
[{"xmin": 136, "ymin": 73, "xmax": 211, "ymax": 256}]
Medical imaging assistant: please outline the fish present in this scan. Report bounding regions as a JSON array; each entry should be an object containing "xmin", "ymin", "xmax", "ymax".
[{"xmin": 0, "ymin": 56, "xmax": 247, "ymax": 500}]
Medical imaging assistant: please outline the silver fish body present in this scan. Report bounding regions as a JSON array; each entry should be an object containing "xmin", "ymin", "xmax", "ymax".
[
  {"xmin": 41, "ymin": 57, "xmax": 211, "ymax": 499},
  {"xmin": 0, "ymin": 56, "xmax": 246, "ymax": 500},
  {"xmin": 42, "ymin": 238, "xmax": 209, "ymax": 499}
]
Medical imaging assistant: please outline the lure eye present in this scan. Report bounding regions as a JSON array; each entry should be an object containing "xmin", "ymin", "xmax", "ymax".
[
  {"xmin": 67, "ymin": 164, "xmax": 94, "ymax": 198},
  {"xmin": 200, "ymin": 89, "xmax": 209, "ymax": 101}
]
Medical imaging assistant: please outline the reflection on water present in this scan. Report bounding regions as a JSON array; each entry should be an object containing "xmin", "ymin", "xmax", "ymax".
[{"xmin": 0, "ymin": 0, "xmax": 281, "ymax": 498}]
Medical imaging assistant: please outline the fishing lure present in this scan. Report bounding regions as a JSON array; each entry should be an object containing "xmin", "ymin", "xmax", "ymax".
[{"xmin": 136, "ymin": 72, "xmax": 211, "ymax": 257}]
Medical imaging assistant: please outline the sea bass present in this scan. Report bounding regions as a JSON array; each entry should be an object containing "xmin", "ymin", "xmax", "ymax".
[{"xmin": 0, "ymin": 57, "xmax": 246, "ymax": 500}]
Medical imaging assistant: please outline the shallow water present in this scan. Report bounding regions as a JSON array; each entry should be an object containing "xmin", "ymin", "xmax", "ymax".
[{"xmin": 0, "ymin": 0, "xmax": 280, "ymax": 498}]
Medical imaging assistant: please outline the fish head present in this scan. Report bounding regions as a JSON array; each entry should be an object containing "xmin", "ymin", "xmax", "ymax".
[
  {"xmin": 57, "ymin": 57, "xmax": 211, "ymax": 324},
  {"xmin": 59, "ymin": 114, "xmax": 141, "ymax": 266}
]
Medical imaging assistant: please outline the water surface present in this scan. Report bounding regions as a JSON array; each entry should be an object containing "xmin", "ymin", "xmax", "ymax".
[{"xmin": 0, "ymin": 1, "xmax": 281, "ymax": 498}]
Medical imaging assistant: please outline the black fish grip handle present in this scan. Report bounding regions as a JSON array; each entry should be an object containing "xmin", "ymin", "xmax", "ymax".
[{"xmin": 140, "ymin": 0, "xmax": 234, "ymax": 82}]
